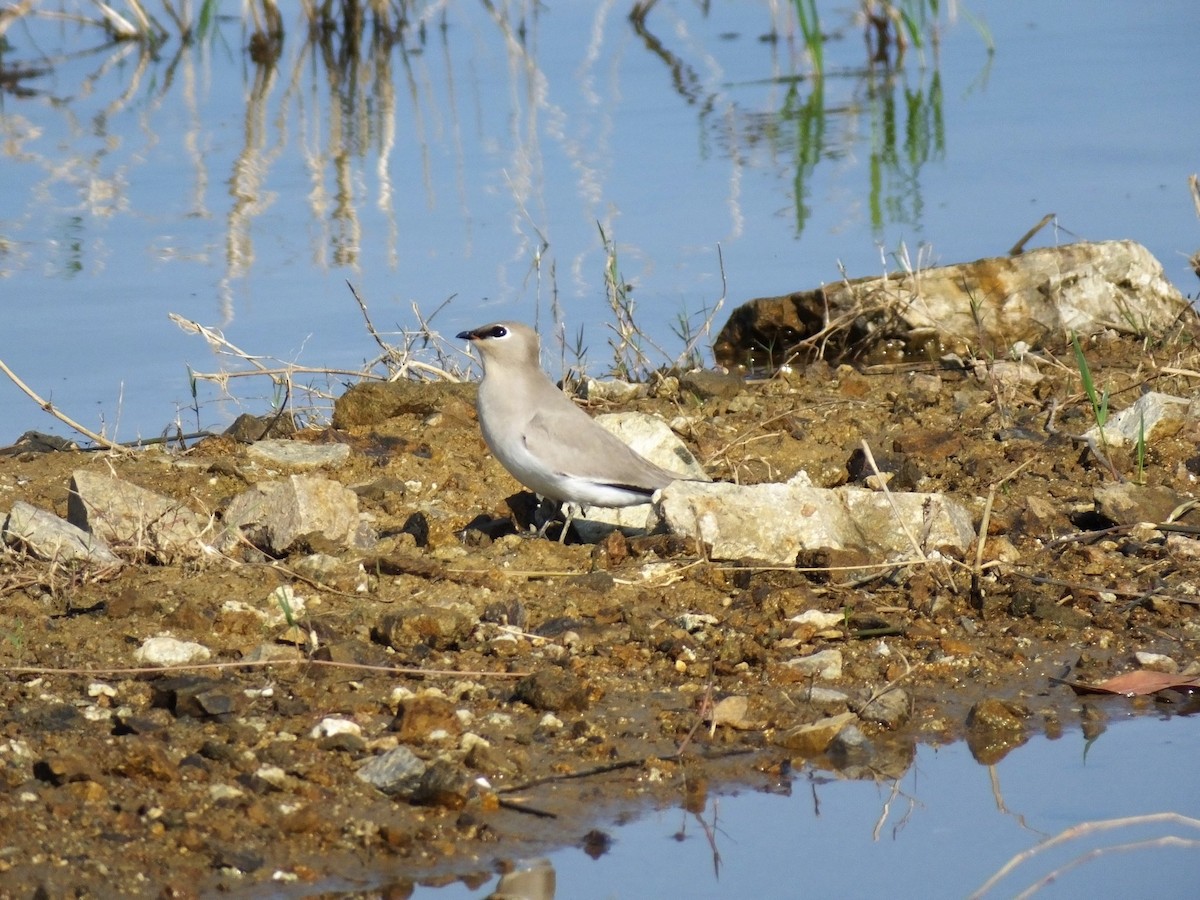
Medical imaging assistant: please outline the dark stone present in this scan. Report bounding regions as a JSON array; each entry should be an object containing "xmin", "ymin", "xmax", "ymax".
[
  {"xmin": 313, "ymin": 638, "xmax": 396, "ymax": 671},
  {"xmin": 198, "ymin": 740, "xmax": 243, "ymax": 767},
  {"xmin": 411, "ymin": 758, "xmax": 474, "ymax": 809},
  {"xmin": 210, "ymin": 846, "xmax": 264, "ymax": 873},
  {"xmin": 513, "ymin": 668, "xmax": 589, "ymax": 712},
  {"xmin": 353, "ymin": 475, "xmax": 409, "ymax": 501},
  {"xmin": 360, "ymin": 553, "xmax": 443, "ymax": 579},
  {"xmin": 481, "ymin": 599, "xmax": 527, "ymax": 630},
  {"xmin": 460, "ymin": 513, "xmax": 516, "ymax": 545},
  {"xmin": 580, "ymin": 829, "xmax": 613, "ymax": 859},
  {"xmin": 400, "ymin": 512, "xmax": 430, "ymax": 547},
  {"xmin": 111, "ymin": 708, "xmax": 174, "ymax": 736},
  {"xmin": 845, "ymin": 446, "xmax": 921, "ymax": 490},
  {"xmin": 272, "ymin": 695, "xmax": 310, "ymax": 717},
  {"xmin": 371, "ymin": 605, "xmax": 475, "ymax": 651},
  {"xmin": 236, "ymin": 770, "xmax": 283, "ymax": 794},
  {"xmin": 679, "ymin": 370, "xmax": 745, "ymax": 401},
  {"xmin": 0, "ymin": 431, "xmax": 78, "ymax": 456},
  {"xmin": 534, "ymin": 617, "xmax": 586, "ymax": 638},
  {"xmin": 151, "ymin": 676, "xmax": 245, "ymax": 719},
  {"xmin": 13, "ymin": 703, "xmax": 84, "ymax": 733},
  {"xmin": 1029, "ymin": 597, "xmax": 1090, "ymax": 629},
  {"xmin": 566, "ymin": 571, "xmax": 614, "ymax": 594},
  {"xmin": 223, "ymin": 413, "xmax": 295, "ymax": 442},
  {"xmin": 317, "ymin": 732, "xmax": 367, "ymax": 754},
  {"xmin": 357, "ymin": 745, "xmax": 427, "ymax": 796}
]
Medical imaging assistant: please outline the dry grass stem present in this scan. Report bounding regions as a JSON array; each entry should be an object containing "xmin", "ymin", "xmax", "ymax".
[
  {"xmin": 0, "ymin": 658, "xmax": 528, "ymax": 680},
  {"xmin": 0, "ymin": 357, "xmax": 129, "ymax": 452}
]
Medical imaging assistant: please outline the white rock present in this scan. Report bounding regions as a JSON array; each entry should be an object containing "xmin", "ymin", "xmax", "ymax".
[
  {"xmin": 1134, "ymin": 651, "xmax": 1179, "ymax": 673},
  {"xmin": 134, "ymin": 636, "xmax": 211, "ymax": 666},
  {"xmin": 460, "ymin": 732, "xmax": 490, "ymax": 752},
  {"xmin": 675, "ymin": 613, "xmax": 719, "ymax": 632},
  {"xmin": 311, "ymin": 717, "xmax": 362, "ymax": 739},
  {"xmin": 789, "ymin": 610, "xmax": 845, "ymax": 630},
  {"xmin": 583, "ymin": 378, "xmax": 646, "ymax": 402},
  {"xmin": 1086, "ymin": 391, "xmax": 1196, "ymax": 448},
  {"xmin": 246, "ymin": 440, "xmax": 351, "ymax": 469},
  {"xmin": 652, "ymin": 472, "xmax": 975, "ymax": 565},
  {"xmin": 254, "ymin": 765, "xmax": 289, "ymax": 788},
  {"xmin": 222, "ymin": 474, "xmax": 370, "ymax": 554},
  {"xmin": 265, "ymin": 585, "xmax": 306, "ymax": 623},
  {"xmin": 3, "ymin": 501, "xmax": 122, "ymax": 567},
  {"xmin": 806, "ymin": 686, "xmax": 852, "ymax": 705},
  {"xmin": 68, "ymin": 470, "xmax": 211, "ymax": 564},
  {"xmin": 209, "ymin": 784, "xmax": 245, "ymax": 801},
  {"xmin": 784, "ymin": 649, "xmax": 843, "ymax": 680}
]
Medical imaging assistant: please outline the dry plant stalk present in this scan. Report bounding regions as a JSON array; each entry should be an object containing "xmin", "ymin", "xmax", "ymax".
[{"xmin": 0, "ymin": 357, "xmax": 128, "ymax": 452}]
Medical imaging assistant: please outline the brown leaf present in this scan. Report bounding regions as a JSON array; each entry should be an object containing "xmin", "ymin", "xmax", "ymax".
[{"xmin": 1067, "ymin": 670, "xmax": 1200, "ymax": 696}]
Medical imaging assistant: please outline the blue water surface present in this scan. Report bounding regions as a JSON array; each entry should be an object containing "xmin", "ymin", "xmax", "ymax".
[{"xmin": 1, "ymin": 1, "xmax": 1196, "ymax": 439}]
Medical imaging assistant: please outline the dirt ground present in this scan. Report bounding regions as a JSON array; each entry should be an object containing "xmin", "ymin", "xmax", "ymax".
[{"xmin": 2, "ymin": 328, "xmax": 1199, "ymax": 897}]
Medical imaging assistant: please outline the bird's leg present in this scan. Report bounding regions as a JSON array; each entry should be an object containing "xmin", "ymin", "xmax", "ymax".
[{"xmin": 558, "ymin": 502, "xmax": 582, "ymax": 544}]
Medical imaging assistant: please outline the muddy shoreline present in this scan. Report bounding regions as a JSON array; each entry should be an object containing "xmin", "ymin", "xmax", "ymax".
[{"xmin": 2, "ymin": 329, "xmax": 1200, "ymax": 897}]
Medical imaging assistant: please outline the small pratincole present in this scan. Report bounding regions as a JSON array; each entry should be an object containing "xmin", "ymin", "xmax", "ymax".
[{"xmin": 457, "ymin": 321, "xmax": 689, "ymax": 535}]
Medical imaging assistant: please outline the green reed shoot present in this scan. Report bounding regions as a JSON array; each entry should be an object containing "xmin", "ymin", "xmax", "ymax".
[{"xmin": 1071, "ymin": 331, "xmax": 1111, "ymax": 458}]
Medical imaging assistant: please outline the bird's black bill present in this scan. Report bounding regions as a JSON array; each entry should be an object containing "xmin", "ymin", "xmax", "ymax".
[{"xmin": 457, "ymin": 324, "xmax": 508, "ymax": 341}]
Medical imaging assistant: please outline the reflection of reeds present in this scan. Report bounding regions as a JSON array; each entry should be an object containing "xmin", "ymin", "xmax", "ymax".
[
  {"xmin": 230, "ymin": 7, "xmax": 418, "ymax": 307},
  {"xmin": 630, "ymin": 1, "xmax": 959, "ymax": 241}
]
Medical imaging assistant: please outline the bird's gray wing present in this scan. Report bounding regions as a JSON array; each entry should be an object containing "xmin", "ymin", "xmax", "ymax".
[{"xmin": 524, "ymin": 406, "xmax": 677, "ymax": 493}]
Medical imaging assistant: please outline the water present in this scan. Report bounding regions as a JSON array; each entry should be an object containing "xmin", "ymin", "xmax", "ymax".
[
  {"xmin": 1, "ymin": 1, "xmax": 1197, "ymax": 440},
  {"xmin": 2, "ymin": 6, "xmax": 1198, "ymax": 896},
  {"xmin": 408, "ymin": 713, "xmax": 1200, "ymax": 899}
]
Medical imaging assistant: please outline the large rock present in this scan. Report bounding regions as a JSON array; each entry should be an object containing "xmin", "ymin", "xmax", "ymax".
[
  {"xmin": 716, "ymin": 240, "xmax": 1191, "ymax": 366},
  {"xmin": 3, "ymin": 501, "xmax": 122, "ymax": 567},
  {"xmin": 245, "ymin": 440, "xmax": 351, "ymax": 470},
  {"xmin": 651, "ymin": 471, "xmax": 974, "ymax": 564},
  {"xmin": 222, "ymin": 474, "xmax": 369, "ymax": 555},
  {"xmin": 67, "ymin": 470, "xmax": 211, "ymax": 564},
  {"xmin": 331, "ymin": 381, "xmax": 476, "ymax": 428}
]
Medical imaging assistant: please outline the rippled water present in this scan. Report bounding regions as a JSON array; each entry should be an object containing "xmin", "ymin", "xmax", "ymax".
[{"xmin": 1, "ymin": 2, "xmax": 1196, "ymax": 439}]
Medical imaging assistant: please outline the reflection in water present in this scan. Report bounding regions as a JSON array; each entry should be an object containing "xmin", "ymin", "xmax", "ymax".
[
  {"xmin": 0, "ymin": 2, "xmax": 962, "ymax": 288},
  {"xmin": 630, "ymin": 1, "xmax": 947, "ymax": 241},
  {"xmin": 472, "ymin": 718, "xmax": 1199, "ymax": 900},
  {"xmin": 0, "ymin": 3, "xmax": 1000, "ymax": 438},
  {"xmin": 865, "ymin": 67, "xmax": 945, "ymax": 232},
  {"xmin": 487, "ymin": 857, "xmax": 556, "ymax": 900}
]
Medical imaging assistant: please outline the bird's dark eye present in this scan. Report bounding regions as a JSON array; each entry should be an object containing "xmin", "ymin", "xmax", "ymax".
[{"xmin": 486, "ymin": 325, "xmax": 508, "ymax": 338}]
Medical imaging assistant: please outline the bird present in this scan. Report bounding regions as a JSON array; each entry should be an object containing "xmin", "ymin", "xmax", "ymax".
[{"xmin": 456, "ymin": 321, "xmax": 691, "ymax": 537}]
